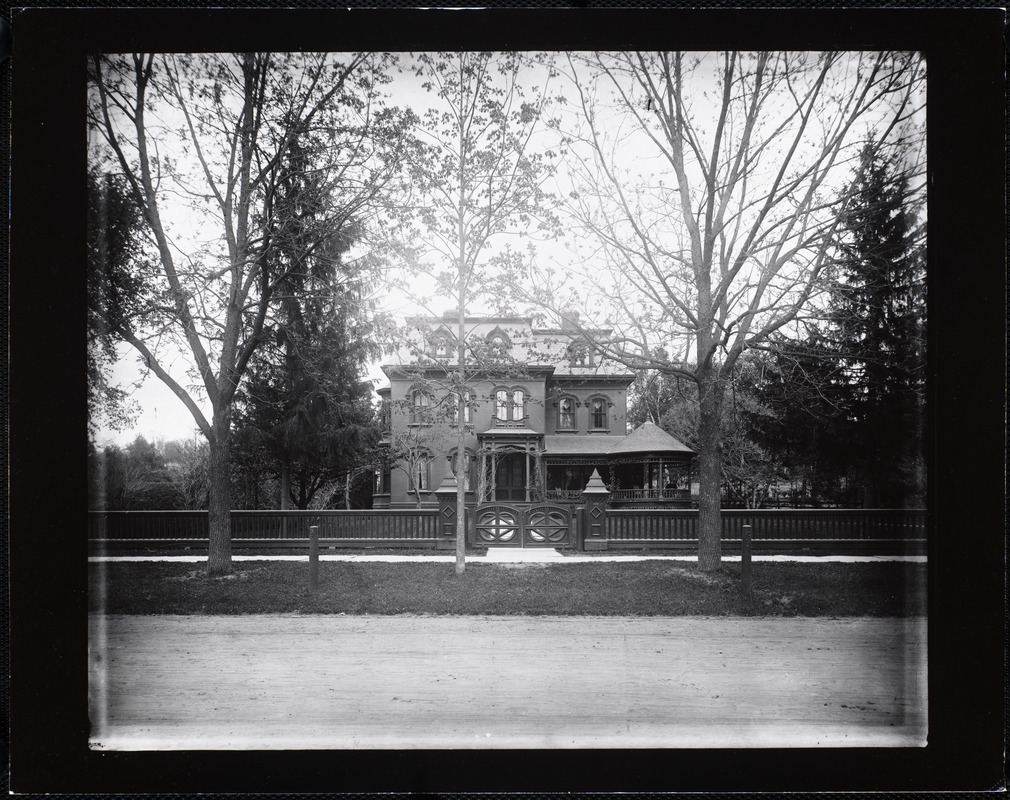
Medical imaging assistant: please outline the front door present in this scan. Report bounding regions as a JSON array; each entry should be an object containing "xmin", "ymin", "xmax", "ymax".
[{"xmin": 495, "ymin": 452, "xmax": 527, "ymax": 502}]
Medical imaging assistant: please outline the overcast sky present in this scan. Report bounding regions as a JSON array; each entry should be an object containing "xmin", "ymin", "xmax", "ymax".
[{"xmin": 93, "ymin": 51, "xmax": 924, "ymax": 448}]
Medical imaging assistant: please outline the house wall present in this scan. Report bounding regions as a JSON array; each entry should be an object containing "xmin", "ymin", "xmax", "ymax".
[
  {"xmin": 379, "ymin": 315, "xmax": 636, "ymax": 508},
  {"xmin": 385, "ymin": 374, "xmax": 553, "ymax": 508},
  {"xmin": 544, "ymin": 383, "xmax": 630, "ymax": 436}
]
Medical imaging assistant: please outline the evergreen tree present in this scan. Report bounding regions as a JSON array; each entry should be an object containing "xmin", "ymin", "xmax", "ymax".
[
  {"xmin": 741, "ymin": 147, "xmax": 925, "ymax": 507},
  {"xmin": 233, "ymin": 132, "xmax": 384, "ymax": 510},
  {"xmin": 830, "ymin": 146, "xmax": 926, "ymax": 506}
]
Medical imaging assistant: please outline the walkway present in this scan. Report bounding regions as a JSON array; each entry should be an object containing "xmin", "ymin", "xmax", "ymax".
[{"xmin": 89, "ymin": 614, "xmax": 926, "ymax": 750}]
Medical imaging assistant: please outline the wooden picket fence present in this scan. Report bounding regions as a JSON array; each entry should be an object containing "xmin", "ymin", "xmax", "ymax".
[
  {"xmin": 606, "ymin": 508, "xmax": 926, "ymax": 553},
  {"xmin": 88, "ymin": 507, "xmax": 926, "ymax": 555},
  {"xmin": 88, "ymin": 509, "xmax": 440, "ymax": 549}
]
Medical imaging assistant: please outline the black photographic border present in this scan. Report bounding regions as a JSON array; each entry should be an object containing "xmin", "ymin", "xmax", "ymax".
[{"xmin": 7, "ymin": 5, "xmax": 1005, "ymax": 794}]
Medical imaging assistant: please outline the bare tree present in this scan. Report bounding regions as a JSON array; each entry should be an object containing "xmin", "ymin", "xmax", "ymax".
[
  {"xmin": 389, "ymin": 52, "xmax": 559, "ymax": 574},
  {"xmin": 512, "ymin": 51, "xmax": 925, "ymax": 569},
  {"xmin": 88, "ymin": 53, "xmax": 410, "ymax": 574}
]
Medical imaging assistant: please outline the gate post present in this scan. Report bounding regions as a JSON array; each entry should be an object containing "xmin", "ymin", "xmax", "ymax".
[
  {"xmin": 308, "ymin": 525, "xmax": 319, "ymax": 592},
  {"xmin": 433, "ymin": 472, "xmax": 459, "ymax": 551},
  {"xmin": 740, "ymin": 523, "xmax": 753, "ymax": 602},
  {"xmin": 581, "ymin": 468, "xmax": 611, "ymax": 551}
]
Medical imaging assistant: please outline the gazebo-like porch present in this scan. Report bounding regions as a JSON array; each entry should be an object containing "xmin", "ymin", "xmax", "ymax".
[{"xmin": 542, "ymin": 421, "xmax": 697, "ymax": 508}]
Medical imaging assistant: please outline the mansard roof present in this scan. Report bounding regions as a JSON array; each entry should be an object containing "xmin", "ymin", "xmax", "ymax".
[{"xmin": 386, "ymin": 313, "xmax": 635, "ymax": 379}]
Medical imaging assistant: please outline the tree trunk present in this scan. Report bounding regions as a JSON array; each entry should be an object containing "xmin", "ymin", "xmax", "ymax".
[
  {"xmin": 696, "ymin": 372, "xmax": 725, "ymax": 572},
  {"xmin": 280, "ymin": 459, "xmax": 292, "ymax": 509},
  {"xmin": 279, "ymin": 457, "xmax": 292, "ymax": 539},
  {"xmin": 206, "ymin": 421, "xmax": 233, "ymax": 576},
  {"xmin": 344, "ymin": 472, "xmax": 352, "ymax": 510},
  {"xmin": 455, "ymin": 310, "xmax": 467, "ymax": 576}
]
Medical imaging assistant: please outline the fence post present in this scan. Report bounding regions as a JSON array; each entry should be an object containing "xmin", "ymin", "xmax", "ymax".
[
  {"xmin": 741, "ymin": 523, "xmax": 752, "ymax": 602},
  {"xmin": 433, "ymin": 472, "xmax": 459, "ymax": 551},
  {"xmin": 308, "ymin": 525, "xmax": 319, "ymax": 592},
  {"xmin": 581, "ymin": 469, "xmax": 611, "ymax": 551}
]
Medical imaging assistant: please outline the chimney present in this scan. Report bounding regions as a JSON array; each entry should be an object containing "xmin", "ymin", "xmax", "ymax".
[{"xmin": 560, "ymin": 311, "xmax": 581, "ymax": 331}]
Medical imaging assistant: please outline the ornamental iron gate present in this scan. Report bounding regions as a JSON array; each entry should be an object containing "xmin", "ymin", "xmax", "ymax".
[{"xmin": 474, "ymin": 503, "xmax": 573, "ymax": 548}]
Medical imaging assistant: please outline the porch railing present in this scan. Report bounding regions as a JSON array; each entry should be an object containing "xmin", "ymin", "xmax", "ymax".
[
  {"xmin": 610, "ymin": 488, "xmax": 692, "ymax": 502},
  {"xmin": 544, "ymin": 489, "xmax": 585, "ymax": 501}
]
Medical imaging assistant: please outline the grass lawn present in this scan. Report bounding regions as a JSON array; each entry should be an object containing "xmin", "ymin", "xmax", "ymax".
[{"xmin": 89, "ymin": 560, "xmax": 926, "ymax": 617}]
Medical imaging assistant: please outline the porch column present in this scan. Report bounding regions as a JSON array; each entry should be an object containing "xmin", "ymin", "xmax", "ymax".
[
  {"xmin": 477, "ymin": 447, "xmax": 487, "ymax": 504},
  {"xmin": 525, "ymin": 443, "xmax": 531, "ymax": 502},
  {"xmin": 490, "ymin": 445, "xmax": 497, "ymax": 503}
]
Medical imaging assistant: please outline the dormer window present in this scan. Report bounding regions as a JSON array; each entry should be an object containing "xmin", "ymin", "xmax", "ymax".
[
  {"xmin": 567, "ymin": 341, "xmax": 593, "ymax": 367},
  {"xmin": 485, "ymin": 327, "xmax": 512, "ymax": 358},
  {"xmin": 431, "ymin": 331, "xmax": 454, "ymax": 359}
]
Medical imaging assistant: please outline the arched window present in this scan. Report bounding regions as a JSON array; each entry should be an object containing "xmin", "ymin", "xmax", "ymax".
[
  {"xmin": 448, "ymin": 390, "xmax": 473, "ymax": 426},
  {"xmin": 494, "ymin": 386, "xmax": 526, "ymax": 424},
  {"xmin": 557, "ymin": 395, "xmax": 577, "ymax": 430},
  {"xmin": 511, "ymin": 389, "xmax": 525, "ymax": 421},
  {"xmin": 374, "ymin": 463, "xmax": 392, "ymax": 495},
  {"xmin": 588, "ymin": 395, "xmax": 610, "ymax": 431},
  {"xmin": 410, "ymin": 389, "xmax": 432, "ymax": 425},
  {"xmin": 432, "ymin": 330, "xmax": 454, "ymax": 359},
  {"xmin": 485, "ymin": 326, "xmax": 512, "ymax": 359},
  {"xmin": 447, "ymin": 448, "xmax": 474, "ymax": 492},
  {"xmin": 567, "ymin": 341, "xmax": 593, "ymax": 367},
  {"xmin": 411, "ymin": 449, "xmax": 432, "ymax": 492},
  {"xmin": 495, "ymin": 388, "xmax": 510, "ymax": 421}
]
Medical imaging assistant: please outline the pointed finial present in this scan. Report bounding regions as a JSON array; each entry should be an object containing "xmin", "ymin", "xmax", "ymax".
[
  {"xmin": 582, "ymin": 468, "xmax": 610, "ymax": 495},
  {"xmin": 434, "ymin": 471, "xmax": 458, "ymax": 496}
]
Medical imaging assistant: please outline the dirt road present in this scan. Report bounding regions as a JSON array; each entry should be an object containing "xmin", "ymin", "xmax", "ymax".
[{"xmin": 89, "ymin": 614, "xmax": 926, "ymax": 750}]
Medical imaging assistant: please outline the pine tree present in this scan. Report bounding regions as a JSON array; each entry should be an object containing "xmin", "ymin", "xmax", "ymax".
[
  {"xmin": 830, "ymin": 147, "xmax": 926, "ymax": 507},
  {"xmin": 742, "ymin": 147, "xmax": 926, "ymax": 508},
  {"xmin": 233, "ymin": 133, "xmax": 383, "ymax": 510}
]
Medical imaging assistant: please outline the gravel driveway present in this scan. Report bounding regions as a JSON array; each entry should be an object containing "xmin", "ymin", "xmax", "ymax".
[{"xmin": 89, "ymin": 614, "xmax": 926, "ymax": 750}]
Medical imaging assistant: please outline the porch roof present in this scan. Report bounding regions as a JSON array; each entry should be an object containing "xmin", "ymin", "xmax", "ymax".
[
  {"xmin": 543, "ymin": 435, "xmax": 620, "ymax": 456},
  {"xmin": 478, "ymin": 427, "xmax": 542, "ymax": 437},
  {"xmin": 606, "ymin": 421, "xmax": 696, "ymax": 456}
]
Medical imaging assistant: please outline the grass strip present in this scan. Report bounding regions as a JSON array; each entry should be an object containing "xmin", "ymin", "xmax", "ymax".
[{"xmin": 89, "ymin": 560, "xmax": 926, "ymax": 617}]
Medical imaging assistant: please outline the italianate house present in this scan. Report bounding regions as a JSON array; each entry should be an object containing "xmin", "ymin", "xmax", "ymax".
[{"xmin": 373, "ymin": 313, "xmax": 696, "ymax": 510}]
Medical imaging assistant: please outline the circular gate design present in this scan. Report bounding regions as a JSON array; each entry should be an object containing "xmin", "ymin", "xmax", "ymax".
[
  {"xmin": 526, "ymin": 506, "xmax": 570, "ymax": 545},
  {"xmin": 474, "ymin": 503, "xmax": 571, "ymax": 547},
  {"xmin": 475, "ymin": 506, "xmax": 520, "ymax": 544}
]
